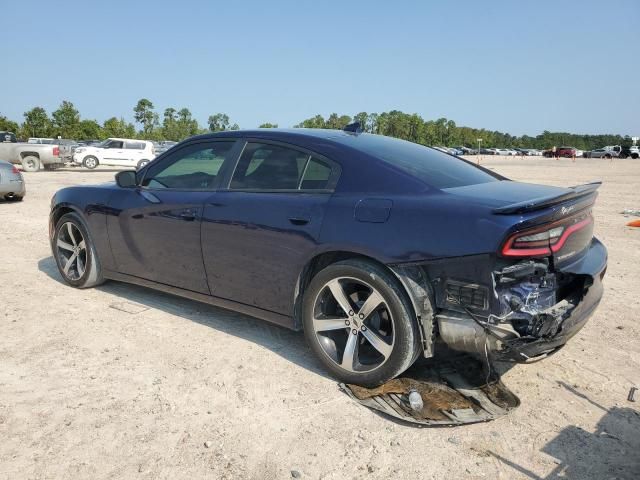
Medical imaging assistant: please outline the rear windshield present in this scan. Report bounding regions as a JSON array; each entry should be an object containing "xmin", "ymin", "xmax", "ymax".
[{"xmin": 346, "ymin": 134, "xmax": 500, "ymax": 189}]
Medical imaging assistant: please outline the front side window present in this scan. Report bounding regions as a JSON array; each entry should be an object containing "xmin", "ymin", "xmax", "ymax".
[
  {"xmin": 106, "ymin": 140, "xmax": 123, "ymax": 149},
  {"xmin": 230, "ymin": 143, "xmax": 335, "ymax": 191},
  {"xmin": 141, "ymin": 141, "xmax": 235, "ymax": 190}
]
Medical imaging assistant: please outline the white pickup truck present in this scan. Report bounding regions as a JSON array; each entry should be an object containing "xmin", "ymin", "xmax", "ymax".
[{"xmin": 0, "ymin": 131, "xmax": 64, "ymax": 171}]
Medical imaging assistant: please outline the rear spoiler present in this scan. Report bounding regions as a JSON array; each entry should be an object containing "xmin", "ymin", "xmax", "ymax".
[{"xmin": 492, "ymin": 181, "xmax": 601, "ymax": 215}]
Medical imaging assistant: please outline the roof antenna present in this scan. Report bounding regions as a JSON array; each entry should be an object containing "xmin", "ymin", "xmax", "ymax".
[{"xmin": 343, "ymin": 122, "xmax": 362, "ymax": 134}]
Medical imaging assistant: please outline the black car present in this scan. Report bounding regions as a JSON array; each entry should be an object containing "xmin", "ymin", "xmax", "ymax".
[{"xmin": 49, "ymin": 127, "xmax": 607, "ymax": 386}]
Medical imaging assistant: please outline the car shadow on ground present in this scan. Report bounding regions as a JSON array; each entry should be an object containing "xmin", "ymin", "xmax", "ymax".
[
  {"xmin": 37, "ymin": 255, "xmax": 332, "ymax": 381},
  {"xmin": 487, "ymin": 383, "xmax": 640, "ymax": 479}
]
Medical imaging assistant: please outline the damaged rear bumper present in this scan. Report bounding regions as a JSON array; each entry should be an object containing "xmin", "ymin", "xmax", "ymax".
[{"xmin": 436, "ymin": 238, "xmax": 607, "ymax": 362}]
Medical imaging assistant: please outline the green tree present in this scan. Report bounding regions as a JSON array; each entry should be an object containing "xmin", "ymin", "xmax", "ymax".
[
  {"xmin": 22, "ymin": 107, "xmax": 51, "ymax": 137},
  {"xmin": 77, "ymin": 119, "xmax": 103, "ymax": 140},
  {"xmin": 161, "ymin": 108, "xmax": 179, "ymax": 141},
  {"xmin": 208, "ymin": 113, "xmax": 231, "ymax": 132},
  {"xmin": 259, "ymin": 122, "xmax": 278, "ymax": 128},
  {"xmin": 51, "ymin": 100, "xmax": 80, "ymax": 138},
  {"xmin": 294, "ymin": 114, "xmax": 325, "ymax": 129},
  {"xmin": 133, "ymin": 98, "xmax": 156, "ymax": 135},
  {"xmin": 0, "ymin": 114, "xmax": 20, "ymax": 134},
  {"xmin": 103, "ymin": 117, "xmax": 136, "ymax": 139}
]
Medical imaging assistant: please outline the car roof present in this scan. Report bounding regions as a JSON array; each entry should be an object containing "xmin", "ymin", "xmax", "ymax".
[{"xmin": 108, "ymin": 138, "xmax": 151, "ymax": 143}]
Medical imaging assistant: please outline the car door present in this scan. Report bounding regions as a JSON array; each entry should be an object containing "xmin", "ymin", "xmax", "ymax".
[
  {"xmin": 107, "ymin": 139, "xmax": 241, "ymax": 294},
  {"xmin": 102, "ymin": 140, "xmax": 126, "ymax": 166},
  {"xmin": 201, "ymin": 140, "xmax": 340, "ymax": 316},
  {"xmin": 123, "ymin": 141, "xmax": 141, "ymax": 167}
]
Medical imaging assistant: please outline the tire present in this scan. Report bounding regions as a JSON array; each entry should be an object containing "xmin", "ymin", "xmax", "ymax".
[
  {"xmin": 52, "ymin": 212, "xmax": 104, "ymax": 288},
  {"xmin": 83, "ymin": 156, "xmax": 98, "ymax": 169},
  {"xmin": 604, "ymin": 154, "xmax": 611, "ymax": 159},
  {"xmin": 137, "ymin": 159, "xmax": 150, "ymax": 169},
  {"xmin": 302, "ymin": 259, "xmax": 421, "ymax": 387},
  {"xmin": 4, "ymin": 194, "xmax": 23, "ymax": 202},
  {"xmin": 632, "ymin": 154, "xmax": 639, "ymax": 159},
  {"xmin": 21, "ymin": 155, "xmax": 40, "ymax": 172}
]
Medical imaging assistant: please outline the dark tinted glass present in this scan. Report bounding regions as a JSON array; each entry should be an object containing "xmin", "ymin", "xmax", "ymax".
[
  {"xmin": 231, "ymin": 143, "xmax": 309, "ymax": 190},
  {"xmin": 142, "ymin": 141, "xmax": 234, "ymax": 190},
  {"xmin": 345, "ymin": 134, "xmax": 500, "ymax": 189},
  {"xmin": 301, "ymin": 157, "xmax": 332, "ymax": 190}
]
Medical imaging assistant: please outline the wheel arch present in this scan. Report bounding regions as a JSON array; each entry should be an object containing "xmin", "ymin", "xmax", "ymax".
[
  {"xmin": 19, "ymin": 151, "xmax": 40, "ymax": 159},
  {"xmin": 293, "ymin": 250, "xmax": 435, "ymax": 358}
]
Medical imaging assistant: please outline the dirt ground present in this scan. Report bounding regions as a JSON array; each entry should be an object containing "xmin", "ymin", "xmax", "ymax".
[{"xmin": 1, "ymin": 156, "xmax": 638, "ymax": 480}]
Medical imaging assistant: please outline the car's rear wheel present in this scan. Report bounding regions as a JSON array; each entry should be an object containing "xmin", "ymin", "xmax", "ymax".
[
  {"xmin": 53, "ymin": 212, "xmax": 104, "ymax": 288},
  {"xmin": 4, "ymin": 194, "xmax": 23, "ymax": 201},
  {"xmin": 21, "ymin": 155, "xmax": 40, "ymax": 172},
  {"xmin": 83, "ymin": 156, "xmax": 98, "ymax": 169},
  {"xmin": 303, "ymin": 259, "xmax": 420, "ymax": 387}
]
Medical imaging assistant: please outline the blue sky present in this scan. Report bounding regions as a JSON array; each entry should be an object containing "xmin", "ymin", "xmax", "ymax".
[{"xmin": 2, "ymin": 0, "xmax": 638, "ymax": 136}]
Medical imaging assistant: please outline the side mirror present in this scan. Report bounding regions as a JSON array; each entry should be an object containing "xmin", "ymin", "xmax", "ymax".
[{"xmin": 115, "ymin": 170, "xmax": 137, "ymax": 188}]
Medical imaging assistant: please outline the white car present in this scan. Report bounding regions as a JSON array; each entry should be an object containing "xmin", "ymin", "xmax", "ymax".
[
  {"xmin": 73, "ymin": 138, "xmax": 155, "ymax": 169},
  {"xmin": 494, "ymin": 148, "xmax": 511, "ymax": 156}
]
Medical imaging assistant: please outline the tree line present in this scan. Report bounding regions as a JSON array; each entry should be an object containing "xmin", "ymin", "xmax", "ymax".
[{"xmin": 0, "ymin": 100, "xmax": 633, "ymax": 151}]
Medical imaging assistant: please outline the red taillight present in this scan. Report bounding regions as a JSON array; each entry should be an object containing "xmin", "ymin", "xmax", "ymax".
[
  {"xmin": 53, "ymin": 146, "xmax": 60, "ymax": 156},
  {"xmin": 12, "ymin": 165, "xmax": 20, "ymax": 174},
  {"xmin": 501, "ymin": 214, "xmax": 593, "ymax": 257}
]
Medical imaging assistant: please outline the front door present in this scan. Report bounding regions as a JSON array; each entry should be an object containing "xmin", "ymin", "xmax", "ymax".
[
  {"xmin": 107, "ymin": 140, "xmax": 239, "ymax": 293},
  {"xmin": 201, "ymin": 140, "xmax": 340, "ymax": 315},
  {"xmin": 101, "ymin": 140, "xmax": 128, "ymax": 166}
]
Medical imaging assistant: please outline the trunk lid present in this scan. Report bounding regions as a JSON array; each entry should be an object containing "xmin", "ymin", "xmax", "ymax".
[{"xmin": 444, "ymin": 180, "xmax": 600, "ymax": 265}]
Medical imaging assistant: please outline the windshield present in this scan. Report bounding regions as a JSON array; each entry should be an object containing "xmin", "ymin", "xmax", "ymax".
[{"xmin": 344, "ymin": 134, "xmax": 501, "ymax": 189}]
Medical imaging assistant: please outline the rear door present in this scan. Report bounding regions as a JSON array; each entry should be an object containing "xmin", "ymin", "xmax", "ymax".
[
  {"xmin": 201, "ymin": 140, "xmax": 340, "ymax": 315},
  {"xmin": 107, "ymin": 139, "xmax": 240, "ymax": 293}
]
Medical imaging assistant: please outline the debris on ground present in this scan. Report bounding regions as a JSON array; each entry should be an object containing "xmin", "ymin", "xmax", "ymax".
[
  {"xmin": 340, "ymin": 351, "xmax": 519, "ymax": 426},
  {"xmin": 620, "ymin": 209, "xmax": 640, "ymax": 217},
  {"xmin": 626, "ymin": 219, "xmax": 640, "ymax": 228},
  {"xmin": 628, "ymin": 387, "xmax": 637, "ymax": 402}
]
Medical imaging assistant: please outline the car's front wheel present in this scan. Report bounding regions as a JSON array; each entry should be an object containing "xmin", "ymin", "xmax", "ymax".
[
  {"xmin": 53, "ymin": 212, "xmax": 104, "ymax": 288},
  {"xmin": 83, "ymin": 156, "xmax": 98, "ymax": 169},
  {"xmin": 303, "ymin": 259, "xmax": 420, "ymax": 387}
]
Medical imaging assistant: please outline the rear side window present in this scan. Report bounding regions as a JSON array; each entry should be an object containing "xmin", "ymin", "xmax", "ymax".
[
  {"xmin": 231, "ymin": 143, "xmax": 307, "ymax": 190},
  {"xmin": 125, "ymin": 141, "xmax": 146, "ymax": 150},
  {"xmin": 300, "ymin": 157, "xmax": 332, "ymax": 190},
  {"xmin": 231, "ymin": 143, "xmax": 335, "ymax": 191},
  {"xmin": 350, "ymin": 135, "xmax": 501, "ymax": 189}
]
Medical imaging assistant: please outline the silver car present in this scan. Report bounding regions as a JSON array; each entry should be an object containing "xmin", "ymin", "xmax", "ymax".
[{"xmin": 0, "ymin": 160, "xmax": 26, "ymax": 201}]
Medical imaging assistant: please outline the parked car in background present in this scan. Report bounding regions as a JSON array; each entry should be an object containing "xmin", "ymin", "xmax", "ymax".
[
  {"xmin": 56, "ymin": 139, "xmax": 80, "ymax": 164},
  {"xmin": 544, "ymin": 146, "xmax": 577, "ymax": 158},
  {"xmin": 494, "ymin": 148, "xmax": 511, "ymax": 156},
  {"xmin": 602, "ymin": 145, "xmax": 639, "ymax": 159},
  {"xmin": 0, "ymin": 159, "xmax": 26, "ymax": 201},
  {"xmin": 154, "ymin": 141, "xmax": 178, "ymax": 157},
  {"xmin": 479, "ymin": 148, "xmax": 496, "ymax": 155},
  {"xmin": 49, "ymin": 127, "xmax": 607, "ymax": 386},
  {"xmin": 0, "ymin": 131, "xmax": 64, "ymax": 171},
  {"xmin": 457, "ymin": 146, "xmax": 478, "ymax": 155},
  {"xmin": 585, "ymin": 148, "xmax": 616, "ymax": 159},
  {"xmin": 73, "ymin": 138, "xmax": 155, "ymax": 169}
]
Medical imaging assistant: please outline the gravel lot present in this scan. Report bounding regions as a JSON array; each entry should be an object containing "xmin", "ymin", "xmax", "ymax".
[{"xmin": 1, "ymin": 156, "xmax": 638, "ymax": 479}]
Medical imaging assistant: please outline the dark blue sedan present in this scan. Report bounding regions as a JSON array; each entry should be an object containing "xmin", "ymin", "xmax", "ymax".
[{"xmin": 49, "ymin": 127, "xmax": 607, "ymax": 386}]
